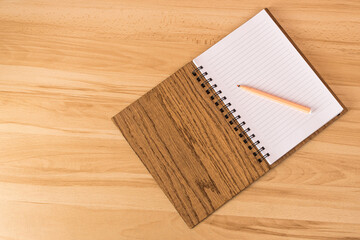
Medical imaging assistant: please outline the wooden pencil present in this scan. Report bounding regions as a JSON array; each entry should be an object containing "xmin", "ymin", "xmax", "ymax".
[{"xmin": 238, "ymin": 85, "xmax": 311, "ymax": 113}]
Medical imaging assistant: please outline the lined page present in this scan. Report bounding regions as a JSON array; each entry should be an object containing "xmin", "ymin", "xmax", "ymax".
[{"xmin": 193, "ymin": 9, "xmax": 343, "ymax": 164}]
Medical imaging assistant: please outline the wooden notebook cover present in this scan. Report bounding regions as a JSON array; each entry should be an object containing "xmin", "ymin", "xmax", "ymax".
[{"xmin": 112, "ymin": 62, "xmax": 270, "ymax": 228}]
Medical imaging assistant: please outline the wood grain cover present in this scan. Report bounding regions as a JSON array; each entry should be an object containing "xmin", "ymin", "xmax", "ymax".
[{"xmin": 112, "ymin": 62, "xmax": 270, "ymax": 228}]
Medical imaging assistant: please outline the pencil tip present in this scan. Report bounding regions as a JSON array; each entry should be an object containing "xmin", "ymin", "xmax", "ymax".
[{"xmin": 237, "ymin": 85, "xmax": 241, "ymax": 87}]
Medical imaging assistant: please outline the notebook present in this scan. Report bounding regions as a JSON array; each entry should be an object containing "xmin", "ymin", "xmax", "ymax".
[{"xmin": 112, "ymin": 9, "xmax": 346, "ymax": 228}]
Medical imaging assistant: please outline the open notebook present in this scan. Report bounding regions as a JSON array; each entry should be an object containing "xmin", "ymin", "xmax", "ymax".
[{"xmin": 113, "ymin": 9, "xmax": 346, "ymax": 227}]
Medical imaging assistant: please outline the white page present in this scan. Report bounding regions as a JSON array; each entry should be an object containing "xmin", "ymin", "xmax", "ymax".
[{"xmin": 193, "ymin": 9, "xmax": 343, "ymax": 165}]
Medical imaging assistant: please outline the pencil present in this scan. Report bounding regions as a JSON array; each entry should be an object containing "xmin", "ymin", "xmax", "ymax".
[{"xmin": 238, "ymin": 85, "xmax": 311, "ymax": 113}]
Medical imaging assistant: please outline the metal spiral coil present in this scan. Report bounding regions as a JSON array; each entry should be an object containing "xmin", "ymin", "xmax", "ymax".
[{"xmin": 192, "ymin": 65, "xmax": 270, "ymax": 163}]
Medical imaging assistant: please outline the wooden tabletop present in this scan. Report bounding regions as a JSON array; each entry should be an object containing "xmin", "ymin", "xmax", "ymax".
[{"xmin": 0, "ymin": 0, "xmax": 359, "ymax": 239}]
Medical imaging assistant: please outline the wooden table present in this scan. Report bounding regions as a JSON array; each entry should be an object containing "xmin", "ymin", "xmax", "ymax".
[{"xmin": 0, "ymin": 0, "xmax": 359, "ymax": 239}]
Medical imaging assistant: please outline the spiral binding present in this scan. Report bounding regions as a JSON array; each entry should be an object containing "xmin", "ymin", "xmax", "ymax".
[{"xmin": 192, "ymin": 65, "xmax": 270, "ymax": 163}]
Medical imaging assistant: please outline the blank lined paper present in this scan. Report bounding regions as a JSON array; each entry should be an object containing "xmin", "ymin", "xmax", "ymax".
[{"xmin": 193, "ymin": 9, "xmax": 343, "ymax": 164}]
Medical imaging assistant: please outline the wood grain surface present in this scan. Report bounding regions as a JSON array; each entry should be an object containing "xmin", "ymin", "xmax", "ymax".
[
  {"xmin": 0, "ymin": 0, "xmax": 359, "ymax": 239},
  {"xmin": 113, "ymin": 61, "xmax": 269, "ymax": 227}
]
